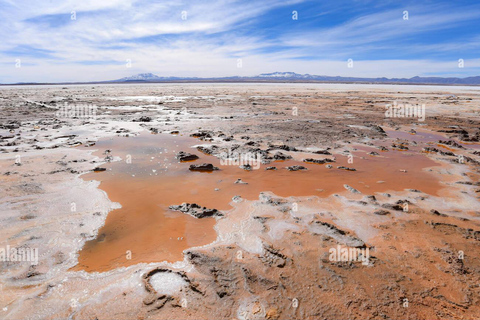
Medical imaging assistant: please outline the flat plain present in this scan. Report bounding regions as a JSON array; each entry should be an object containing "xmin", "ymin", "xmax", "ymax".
[{"xmin": 1, "ymin": 83, "xmax": 479, "ymax": 319}]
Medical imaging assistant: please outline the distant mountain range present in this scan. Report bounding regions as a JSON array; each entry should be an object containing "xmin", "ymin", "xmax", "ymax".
[
  {"xmin": 114, "ymin": 73, "xmax": 196, "ymax": 82},
  {"xmin": 111, "ymin": 72, "xmax": 480, "ymax": 85},
  {"xmin": 3, "ymin": 72, "xmax": 480, "ymax": 86}
]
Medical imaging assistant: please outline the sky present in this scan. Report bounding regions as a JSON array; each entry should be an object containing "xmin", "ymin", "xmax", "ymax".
[{"xmin": 1, "ymin": 0, "xmax": 480, "ymax": 83}]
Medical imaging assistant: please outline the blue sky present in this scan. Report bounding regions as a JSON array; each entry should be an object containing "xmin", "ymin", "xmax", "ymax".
[{"xmin": 1, "ymin": 0, "xmax": 480, "ymax": 83}]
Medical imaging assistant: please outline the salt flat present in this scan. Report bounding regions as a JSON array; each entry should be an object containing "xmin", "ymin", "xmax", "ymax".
[{"xmin": 0, "ymin": 83, "xmax": 479, "ymax": 319}]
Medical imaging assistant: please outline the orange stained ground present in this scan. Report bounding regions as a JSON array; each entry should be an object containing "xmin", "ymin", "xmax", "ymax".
[{"xmin": 73, "ymin": 131, "xmax": 444, "ymax": 272}]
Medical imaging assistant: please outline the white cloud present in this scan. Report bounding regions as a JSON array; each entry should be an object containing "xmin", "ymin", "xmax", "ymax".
[{"xmin": 1, "ymin": 0, "xmax": 480, "ymax": 83}]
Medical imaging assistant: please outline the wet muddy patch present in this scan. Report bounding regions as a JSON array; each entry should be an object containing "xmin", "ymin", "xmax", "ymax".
[{"xmin": 74, "ymin": 131, "xmax": 445, "ymax": 272}]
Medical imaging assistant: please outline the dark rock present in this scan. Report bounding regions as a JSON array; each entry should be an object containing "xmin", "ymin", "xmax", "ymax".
[
  {"xmin": 430, "ymin": 209, "xmax": 447, "ymax": 217},
  {"xmin": 133, "ymin": 116, "xmax": 152, "ymax": 122},
  {"xmin": 189, "ymin": 163, "xmax": 219, "ymax": 171},
  {"xmin": 1, "ymin": 121, "xmax": 20, "ymax": 130},
  {"xmin": 438, "ymin": 128, "xmax": 468, "ymax": 135},
  {"xmin": 369, "ymin": 125, "xmax": 386, "ymax": 135},
  {"xmin": 381, "ymin": 203, "xmax": 404, "ymax": 211},
  {"xmin": 438, "ymin": 140, "xmax": 465, "ymax": 149},
  {"xmin": 273, "ymin": 152, "xmax": 292, "ymax": 160},
  {"xmin": 268, "ymin": 144, "xmax": 297, "ymax": 152},
  {"xmin": 260, "ymin": 245, "xmax": 287, "ymax": 268},
  {"xmin": 423, "ymin": 147, "xmax": 439, "ymax": 153},
  {"xmin": 190, "ymin": 131, "xmax": 213, "ymax": 140},
  {"xmin": 176, "ymin": 151, "xmax": 199, "ymax": 162},
  {"xmin": 337, "ymin": 166, "xmax": 356, "ymax": 171},
  {"xmin": 439, "ymin": 150, "xmax": 455, "ymax": 156},
  {"xmin": 54, "ymin": 134, "xmax": 77, "ymax": 140},
  {"xmin": 392, "ymin": 143, "xmax": 408, "ymax": 150},
  {"xmin": 456, "ymin": 181, "xmax": 480, "ymax": 186},
  {"xmin": 313, "ymin": 149, "xmax": 332, "ymax": 155}
]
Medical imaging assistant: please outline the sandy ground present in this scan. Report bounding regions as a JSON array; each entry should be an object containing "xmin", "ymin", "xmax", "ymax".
[{"xmin": 0, "ymin": 83, "xmax": 479, "ymax": 319}]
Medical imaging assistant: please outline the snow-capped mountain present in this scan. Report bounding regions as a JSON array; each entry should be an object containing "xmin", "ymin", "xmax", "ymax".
[
  {"xmin": 115, "ymin": 73, "xmax": 163, "ymax": 81},
  {"xmin": 257, "ymin": 72, "xmax": 318, "ymax": 79}
]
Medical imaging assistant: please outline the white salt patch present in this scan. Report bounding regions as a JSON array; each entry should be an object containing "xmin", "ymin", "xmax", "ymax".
[
  {"xmin": 149, "ymin": 272, "xmax": 187, "ymax": 295},
  {"xmin": 267, "ymin": 220, "xmax": 300, "ymax": 240}
]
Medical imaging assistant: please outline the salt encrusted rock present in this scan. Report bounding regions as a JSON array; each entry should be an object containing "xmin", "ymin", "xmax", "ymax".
[
  {"xmin": 344, "ymin": 184, "xmax": 360, "ymax": 193},
  {"xmin": 303, "ymin": 158, "xmax": 334, "ymax": 164},
  {"xmin": 169, "ymin": 203, "xmax": 222, "ymax": 218},
  {"xmin": 286, "ymin": 165, "xmax": 307, "ymax": 171},
  {"xmin": 239, "ymin": 164, "xmax": 252, "ymax": 171}
]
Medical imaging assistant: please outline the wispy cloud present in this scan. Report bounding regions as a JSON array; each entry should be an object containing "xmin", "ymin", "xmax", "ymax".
[{"xmin": 0, "ymin": 0, "xmax": 479, "ymax": 83}]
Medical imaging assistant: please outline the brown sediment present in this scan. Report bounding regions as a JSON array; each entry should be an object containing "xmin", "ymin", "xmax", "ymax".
[{"xmin": 74, "ymin": 131, "xmax": 443, "ymax": 272}]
